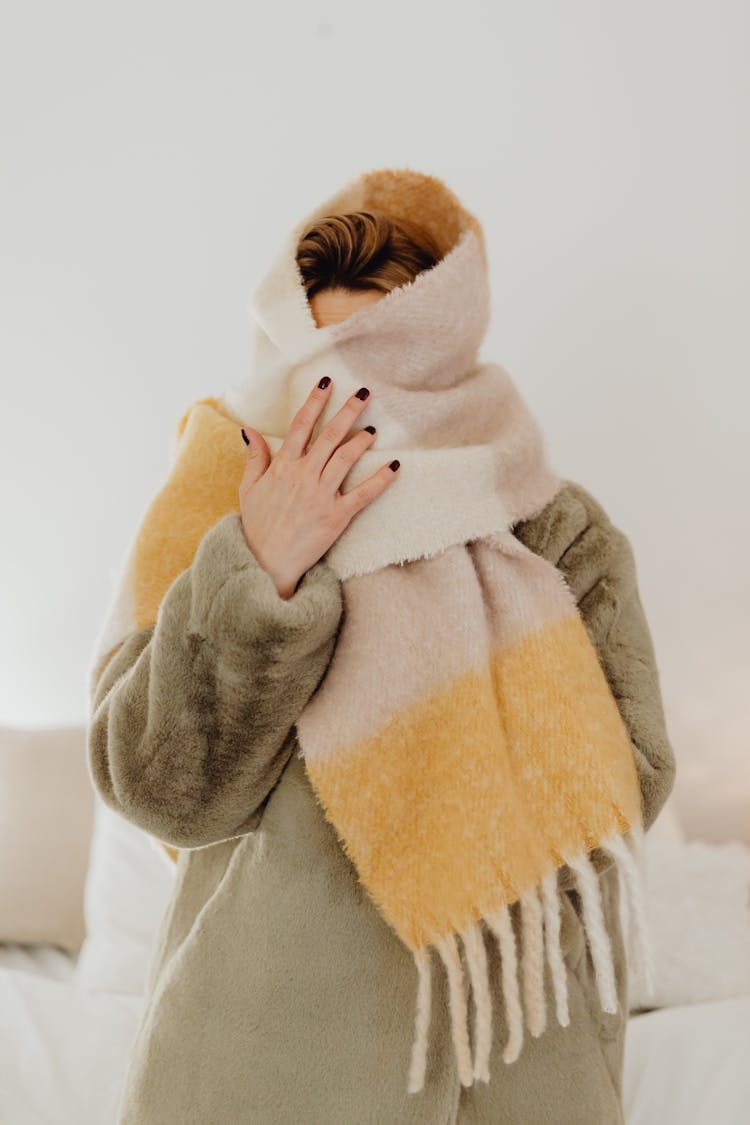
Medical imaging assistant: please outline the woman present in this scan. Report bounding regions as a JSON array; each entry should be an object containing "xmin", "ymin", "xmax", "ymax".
[{"xmin": 88, "ymin": 168, "xmax": 676, "ymax": 1124}]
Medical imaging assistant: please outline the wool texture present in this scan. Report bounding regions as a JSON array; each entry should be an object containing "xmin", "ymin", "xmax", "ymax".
[{"xmin": 89, "ymin": 167, "xmax": 653, "ymax": 1094}]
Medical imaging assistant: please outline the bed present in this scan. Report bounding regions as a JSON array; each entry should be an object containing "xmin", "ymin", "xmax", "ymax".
[{"xmin": 1, "ymin": 725, "xmax": 748, "ymax": 1124}]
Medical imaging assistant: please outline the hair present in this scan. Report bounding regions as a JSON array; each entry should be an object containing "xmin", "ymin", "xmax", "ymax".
[{"xmin": 296, "ymin": 210, "xmax": 443, "ymax": 301}]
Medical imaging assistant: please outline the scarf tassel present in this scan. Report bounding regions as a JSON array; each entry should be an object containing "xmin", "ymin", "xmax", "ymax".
[{"xmin": 407, "ymin": 825, "xmax": 651, "ymax": 1095}]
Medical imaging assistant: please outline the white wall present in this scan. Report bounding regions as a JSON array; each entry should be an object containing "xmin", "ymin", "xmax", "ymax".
[{"xmin": 2, "ymin": 2, "xmax": 748, "ymax": 827}]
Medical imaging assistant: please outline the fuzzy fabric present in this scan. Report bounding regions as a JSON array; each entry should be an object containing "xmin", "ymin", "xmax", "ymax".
[
  {"xmin": 87, "ymin": 487, "xmax": 677, "ymax": 1125},
  {"xmin": 627, "ymin": 834, "xmax": 750, "ymax": 1009},
  {"xmin": 88, "ymin": 167, "xmax": 653, "ymax": 1095}
]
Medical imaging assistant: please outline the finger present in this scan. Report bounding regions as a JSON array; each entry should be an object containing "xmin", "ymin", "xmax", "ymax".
[
  {"xmin": 277, "ymin": 377, "xmax": 333, "ymax": 461},
  {"xmin": 305, "ymin": 386, "xmax": 372, "ymax": 475},
  {"xmin": 239, "ymin": 426, "xmax": 272, "ymax": 488},
  {"xmin": 319, "ymin": 425, "xmax": 377, "ymax": 493},
  {"xmin": 337, "ymin": 458, "xmax": 401, "ymax": 521}
]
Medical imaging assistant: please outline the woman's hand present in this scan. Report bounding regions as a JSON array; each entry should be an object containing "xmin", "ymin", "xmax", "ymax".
[{"xmin": 237, "ymin": 378, "xmax": 401, "ymax": 599}]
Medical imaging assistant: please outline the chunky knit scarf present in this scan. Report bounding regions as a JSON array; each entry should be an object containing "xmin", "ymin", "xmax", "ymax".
[{"xmin": 90, "ymin": 167, "xmax": 653, "ymax": 1094}]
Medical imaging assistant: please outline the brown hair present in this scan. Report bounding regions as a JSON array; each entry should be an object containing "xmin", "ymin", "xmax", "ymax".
[{"xmin": 296, "ymin": 210, "xmax": 443, "ymax": 301}]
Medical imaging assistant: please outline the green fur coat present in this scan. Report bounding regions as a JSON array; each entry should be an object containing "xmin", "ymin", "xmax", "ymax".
[{"xmin": 88, "ymin": 479, "xmax": 676, "ymax": 1125}]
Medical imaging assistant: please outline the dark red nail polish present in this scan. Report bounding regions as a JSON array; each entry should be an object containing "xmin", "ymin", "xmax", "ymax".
[
  {"xmin": 241, "ymin": 428, "xmax": 250, "ymax": 445},
  {"xmin": 318, "ymin": 376, "xmax": 331, "ymax": 389},
  {"xmin": 356, "ymin": 387, "xmax": 370, "ymax": 400},
  {"xmin": 364, "ymin": 425, "xmax": 376, "ymax": 434},
  {"xmin": 389, "ymin": 460, "xmax": 400, "ymax": 471}
]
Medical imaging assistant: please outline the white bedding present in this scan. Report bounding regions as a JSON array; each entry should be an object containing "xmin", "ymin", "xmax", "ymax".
[
  {"xmin": 2, "ymin": 799, "xmax": 747, "ymax": 1123},
  {"xmin": 0, "ymin": 963, "xmax": 143, "ymax": 1125},
  {"xmin": 1, "ymin": 948, "xmax": 748, "ymax": 1125},
  {"xmin": 0, "ymin": 942, "xmax": 77, "ymax": 984},
  {"xmin": 623, "ymin": 994, "xmax": 750, "ymax": 1124}
]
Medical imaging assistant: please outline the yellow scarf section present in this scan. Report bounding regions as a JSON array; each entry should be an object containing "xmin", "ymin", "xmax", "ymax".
[{"xmin": 131, "ymin": 395, "xmax": 247, "ymax": 864}]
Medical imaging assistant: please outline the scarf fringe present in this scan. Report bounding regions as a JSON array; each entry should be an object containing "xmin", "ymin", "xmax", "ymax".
[{"xmin": 406, "ymin": 826, "xmax": 651, "ymax": 1094}]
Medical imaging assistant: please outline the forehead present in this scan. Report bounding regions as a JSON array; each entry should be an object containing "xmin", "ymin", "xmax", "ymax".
[{"xmin": 308, "ymin": 285, "xmax": 385, "ymax": 327}]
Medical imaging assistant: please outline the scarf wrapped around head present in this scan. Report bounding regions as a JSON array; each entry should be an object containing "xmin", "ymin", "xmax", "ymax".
[{"xmin": 89, "ymin": 167, "xmax": 653, "ymax": 1094}]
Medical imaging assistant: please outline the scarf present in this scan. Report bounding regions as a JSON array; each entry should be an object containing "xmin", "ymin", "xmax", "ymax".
[{"xmin": 89, "ymin": 167, "xmax": 652, "ymax": 1095}]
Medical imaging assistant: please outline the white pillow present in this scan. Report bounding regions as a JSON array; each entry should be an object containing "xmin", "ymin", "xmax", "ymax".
[
  {"xmin": 626, "ymin": 820, "xmax": 750, "ymax": 1010},
  {"xmin": 0, "ymin": 725, "xmax": 95, "ymax": 953},
  {"xmin": 74, "ymin": 796, "xmax": 176, "ymax": 995},
  {"xmin": 665, "ymin": 689, "xmax": 749, "ymax": 846}
]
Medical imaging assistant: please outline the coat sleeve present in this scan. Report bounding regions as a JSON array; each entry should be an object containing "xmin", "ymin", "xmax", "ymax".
[
  {"xmin": 87, "ymin": 511, "xmax": 344, "ymax": 850},
  {"xmin": 512, "ymin": 479, "xmax": 677, "ymax": 891}
]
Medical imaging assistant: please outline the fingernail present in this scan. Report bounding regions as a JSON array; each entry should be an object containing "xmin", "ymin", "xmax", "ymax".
[
  {"xmin": 241, "ymin": 428, "xmax": 250, "ymax": 445},
  {"xmin": 389, "ymin": 459, "xmax": 400, "ymax": 471},
  {"xmin": 318, "ymin": 376, "xmax": 331, "ymax": 389},
  {"xmin": 364, "ymin": 425, "xmax": 376, "ymax": 434},
  {"xmin": 356, "ymin": 387, "xmax": 370, "ymax": 400}
]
